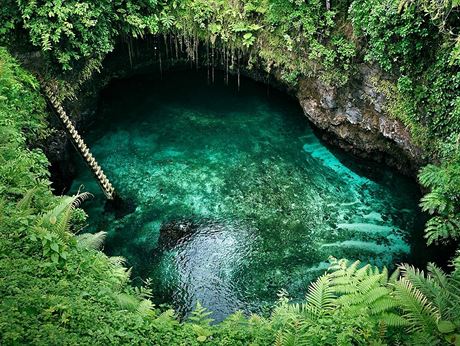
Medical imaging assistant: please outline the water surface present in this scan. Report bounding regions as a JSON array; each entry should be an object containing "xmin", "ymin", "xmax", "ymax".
[{"xmin": 70, "ymin": 70, "xmax": 429, "ymax": 321}]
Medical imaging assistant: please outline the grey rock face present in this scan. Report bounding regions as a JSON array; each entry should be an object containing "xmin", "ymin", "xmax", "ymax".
[{"xmin": 296, "ymin": 64, "xmax": 424, "ymax": 176}]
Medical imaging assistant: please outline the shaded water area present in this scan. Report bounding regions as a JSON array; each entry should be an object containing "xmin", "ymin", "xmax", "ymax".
[{"xmin": 70, "ymin": 70, "xmax": 434, "ymax": 321}]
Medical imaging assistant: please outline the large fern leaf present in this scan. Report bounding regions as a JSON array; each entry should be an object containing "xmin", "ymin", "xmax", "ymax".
[
  {"xmin": 380, "ymin": 313, "xmax": 411, "ymax": 328},
  {"xmin": 16, "ymin": 188, "xmax": 36, "ymax": 210},
  {"xmin": 76, "ymin": 231, "xmax": 107, "ymax": 250},
  {"xmin": 305, "ymin": 274, "xmax": 335, "ymax": 316},
  {"xmin": 38, "ymin": 192, "xmax": 92, "ymax": 236},
  {"xmin": 420, "ymin": 191, "xmax": 450, "ymax": 214},
  {"xmin": 400, "ymin": 264, "xmax": 441, "ymax": 302},
  {"xmin": 369, "ymin": 296, "xmax": 400, "ymax": 315},
  {"xmin": 393, "ymin": 278, "xmax": 440, "ymax": 333},
  {"xmin": 137, "ymin": 299, "xmax": 155, "ymax": 316},
  {"xmin": 419, "ymin": 164, "xmax": 446, "ymax": 189},
  {"xmin": 425, "ymin": 215, "xmax": 460, "ymax": 244}
]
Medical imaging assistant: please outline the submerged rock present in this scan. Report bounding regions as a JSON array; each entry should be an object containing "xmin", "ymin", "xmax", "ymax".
[{"xmin": 104, "ymin": 193, "xmax": 136, "ymax": 219}]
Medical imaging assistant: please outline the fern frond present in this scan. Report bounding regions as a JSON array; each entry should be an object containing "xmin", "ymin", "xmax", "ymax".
[
  {"xmin": 425, "ymin": 216, "xmax": 460, "ymax": 244},
  {"xmin": 330, "ymin": 275, "xmax": 356, "ymax": 286},
  {"xmin": 369, "ymin": 296, "xmax": 400, "ymax": 315},
  {"xmin": 348, "ymin": 260, "xmax": 361, "ymax": 276},
  {"xmin": 108, "ymin": 256, "xmax": 127, "ymax": 267},
  {"xmin": 357, "ymin": 274, "xmax": 383, "ymax": 294},
  {"xmin": 188, "ymin": 301, "xmax": 214, "ymax": 325},
  {"xmin": 76, "ymin": 231, "xmax": 107, "ymax": 250},
  {"xmin": 407, "ymin": 331, "xmax": 440, "ymax": 346},
  {"xmin": 453, "ymin": 253, "xmax": 460, "ymax": 273},
  {"xmin": 355, "ymin": 264, "xmax": 371, "ymax": 279},
  {"xmin": 418, "ymin": 164, "xmax": 446, "ymax": 189},
  {"xmin": 275, "ymin": 329, "xmax": 309, "ymax": 346},
  {"xmin": 301, "ymin": 305, "xmax": 322, "ymax": 320},
  {"xmin": 137, "ymin": 299, "xmax": 154, "ymax": 316},
  {"xmin": 337, "ymin": 286, "xmax": 391, "ymax": 312},
  {"xmin": 428, "ymin": 264, "xmax": 449, "ymax": 289},
  {"xmin": 55, "ymin": 203, "xmax": 73, "ymax": 239},
  {"xmin": 380, "ymin": 313, "xmax": 410, "ymax": 328},
  {"xmin": 281, "ymin": 302, "xmax": 310, "ymax": 320},
  {"xmin": 114, "ymin": 293, "xmax": 140, "ymax": 312},
  {"xmin": 41, "ymin": 193, "xmax": 91, "ymax": 222},
  {"xmin": 275, "ymin": 330, "xmax": 293, "ymax": 346},
  {"xmin": 17, "ymin": 188, "xmax": 36, "ymax": 210},
  {"xmin": 38, "ymin": 192, "xmax": 92, "ymax": 236},
  {"xmin": 447, "ymin": 276, "xmax": 460, "ymax": 305},
  {"xmin": 332, "ymin": 284, "xmax": 358, "ymax": 294},
  {"xmin": 401, "ymin": 262, "xmax": 460, "ymax": 322},
  {"xmin": 393, "ymin": 278, "xmax": 440, "ymax": 333},
  {"xmin": 389, "ymin": 267, "xmax": 401, "ymax": 284},
  {"xmin": 362, "ymin": 287, "xmax": 391, "ymax": 305},
  {"xmin": 429, "ymin": 264, "xmax": 460, "ymax": 321},
  {"xmin": 111, "ymin": 266, "xmax": 131, "ymax": 287},
  {"xmin": 328, "ymin": 258, "xmax": 361, "ymax": 278},
  {"xmin": 305, "ymin": 274, "xmax": 336, "ymax": 315},
  {"xmin": 399, "ymin": 264, "xmax": 440, "ymax": 301},
  {"xmin": 420, "ymin": 190, "xmax": 449, "ymax": 214},
  {"xmin": 380, "ymin": 267, "xmax": 389, "ymax": 285},
  {"xmin": 134, "ymin": 280, "xmax": 153, "ymax": 300}
]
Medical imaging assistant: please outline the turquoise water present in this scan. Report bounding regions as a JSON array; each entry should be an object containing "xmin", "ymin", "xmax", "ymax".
[{"xmin": 70, "ymin": 70, "xmax": 429, "ymax": 321}]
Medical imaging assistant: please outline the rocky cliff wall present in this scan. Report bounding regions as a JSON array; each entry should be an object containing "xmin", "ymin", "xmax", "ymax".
[{"xmin": 296, "ymin": 64, "xmax": 424, "ymax": 175}]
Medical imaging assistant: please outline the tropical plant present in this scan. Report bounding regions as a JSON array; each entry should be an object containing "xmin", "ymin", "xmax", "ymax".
[
  {"xmin": 395, "ymin": 262, "xmax": 460, "ymax": 344},
  {"xmin": 272, "ymin": 257, "xmax": 460, "ymax": 345},
  {"xmin": 419, "ymin": 155, "xmax": 460, "ymax": 244},
  {"xmin": 271, "ymin": 258, "xmax": 398, "ymax": 345}
]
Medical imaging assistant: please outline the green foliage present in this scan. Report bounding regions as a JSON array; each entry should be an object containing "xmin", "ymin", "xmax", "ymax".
[
  {"xmin": 270, "ymin": 257, "xmax": 460, "ymax": 345},
  {"xmin": 76, "ymin": 230, "xmax": 107, "ymax": 250},
  {"xmin": 188, "ymin": 302, "xmax": 214, "ymax": 342},
  {"xmin": 350, "ymin": 0, "xmax": 435, "ymax": 74},
  {"xmin": 1, "ymin": 0, "xmax": 460, "ymax": 344},
  {"xmin": 271, "ymin": 259, "xmax": 392, "ymax": 345},
  {"xmin": 0, "ymin": 48, "xmax": 52, "ymax": 242},
  {"xmin": 419, "ymin": 155, "xmax": 460, "ymax": 244},
  {"xmin": 257, "ymin": 0, "xmax": 356, "ymax": 85},
  {"xmin": 396, "ymin": 263, "xmax": 460, "ymax": 344},
  {"xmin": 399, "ymin": 0, "xmax": 460, "ymax": 37},
  {"xmin": 1, "ymin": 0, "xmax": 357, "ymax": 87},
  {"xmin": 350, "ymin": 0, "xmax": 459, "ymax": 149},
  {"xmin": 0, "ymin": 0, "xmax": 162, "ymax": 77}
]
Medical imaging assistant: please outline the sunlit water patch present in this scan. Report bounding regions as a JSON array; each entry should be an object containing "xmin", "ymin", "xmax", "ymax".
[{"xmin": 70, "ymin": 70, "xmax": 431, "ymax": 321}]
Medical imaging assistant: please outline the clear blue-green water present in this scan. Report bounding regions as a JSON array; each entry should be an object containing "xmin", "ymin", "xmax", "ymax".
[{"xmin": 70, "ymin": 70, "xmax": 430, "ymax": 321}]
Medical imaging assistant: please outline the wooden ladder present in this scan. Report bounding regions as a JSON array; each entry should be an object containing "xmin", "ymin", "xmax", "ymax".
[{"xmin": 41, "ymin": 81, "xmax": 115, "ymax": 200}]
